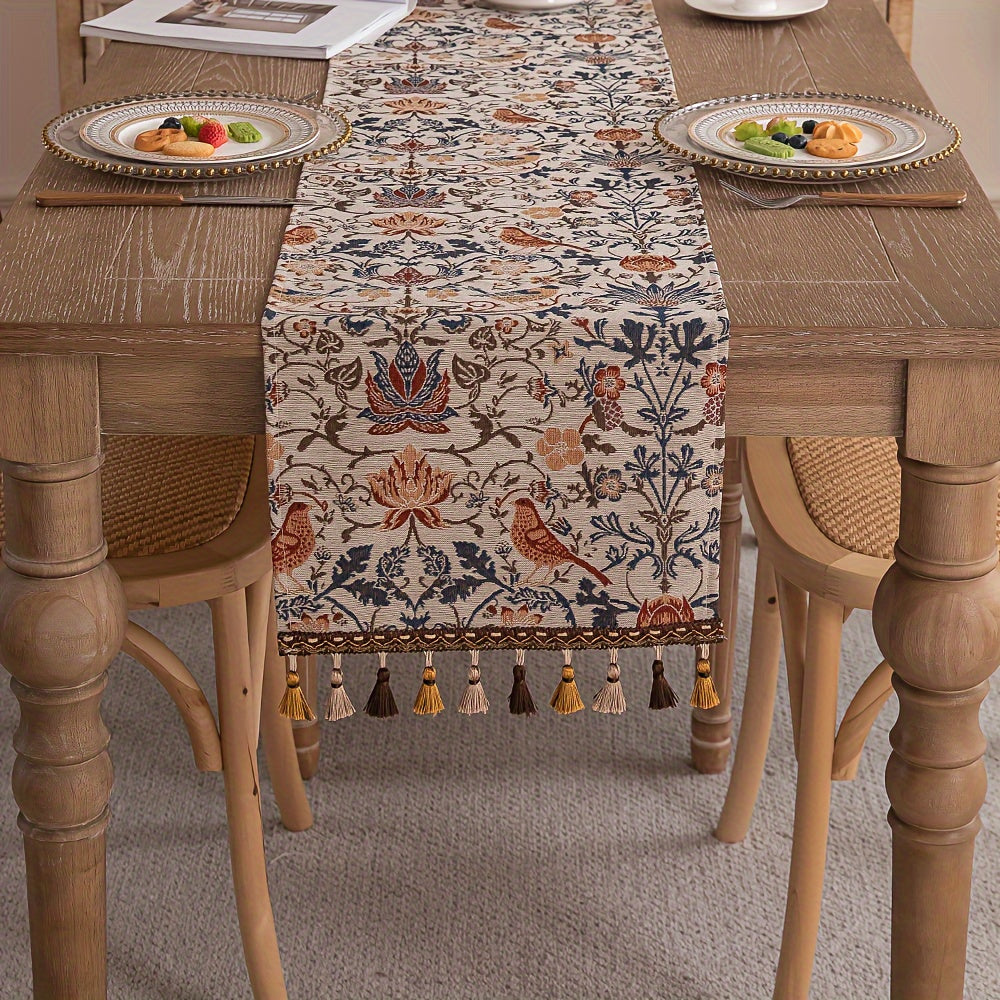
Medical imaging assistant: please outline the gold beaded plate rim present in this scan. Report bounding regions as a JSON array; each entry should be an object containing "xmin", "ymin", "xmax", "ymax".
[
  {"xmin": 43, "ymin": 91, "xmax": 351, "ymax": 182},
  {"xmin": 654, "ymin": 91, "xmax": 961, "ymax": 184}
]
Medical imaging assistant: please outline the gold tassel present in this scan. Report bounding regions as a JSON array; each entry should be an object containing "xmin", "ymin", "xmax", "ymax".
[
  {"xmin": 550, "ymin": 649, "xmax": 584, "ymax": 715},
  {"xmin": 324, "ymin": 653, "xmax": 355, "ymax": 722},
  {"xmin": 458, "ymin": 650, "xmax": 489, "ymax": 715},
  {"xmin": 364, "ymin": 651, "xmax": 399, "ymax": 719},
  {"xmin": 649, "ymin": 645, "xmax": 678, "ymax": 710},
  {"xmin": 508, "ymin": 648, "xmax": 537, "ymax": 716},
  {"xmin": 690, "ymin": 643, "xmax": 721, "ymax": 710},
  {"xmin": 592, "ymin": 647, "xmax": 626, "ymax": 714},
  {"xmin": 278, "ymin": 653, "xmax": 316, "ymax": 722},
  {"xmin": 413, "ymin": 650, "xmax": 445, "ymax": 716}
]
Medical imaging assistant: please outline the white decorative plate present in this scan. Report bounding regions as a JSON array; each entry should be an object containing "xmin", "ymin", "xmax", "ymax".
[
  {"xmin": 78, "ymin": 96, "xmax": 321, "ymax": 165},
  {"xmin": 654, "ymin": 92, "xmax": 961, "ymax": 184},
  {"xmin": 688, "ymin": 99, "xmax": 927, "ymax": 168},
  {"xmin": 683, "ymin": 0, "xmax": 828, "ymax": 20},
  {"xmin": 43, "ymin": 92, "xmax": 351, "ymax": 181}
]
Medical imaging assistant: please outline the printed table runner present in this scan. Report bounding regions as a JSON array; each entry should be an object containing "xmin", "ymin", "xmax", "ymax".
[{"xmin": 263, "ymin": 0, "xmax": 729, "ymax": 713}]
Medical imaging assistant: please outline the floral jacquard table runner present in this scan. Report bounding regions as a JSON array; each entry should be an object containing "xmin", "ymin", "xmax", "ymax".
[{"xmin": 263, "ymin": 0, "xmax": 729, "ymax": 718}]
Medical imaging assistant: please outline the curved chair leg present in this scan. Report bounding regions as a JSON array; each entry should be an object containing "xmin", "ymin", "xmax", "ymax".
[
  {"xmin": 773, "ymin": 594, "xmax": 843, "ymax": 1000},
  {"xmin": 776, "ymin": 575, "xmax": 809, "ymax": 760},
  {"xmin": 292, "ymin": 654, "xmax": 321, "ymax": 780},
  {"xmin": 715, "ymin": 554, "xmax": 783, "ymax": 844},
  {"xmin": 210, "ymin": 590, "xmax": 288, "ymax": 1000},
  {"xmin": 122, "ymin": 621, "xmax": 223, "ymax": 772},
  {"xmin": 831, "ymin": 660, "xmax": 894, "ymax": 782},
  {"xmin": 256, "ymin": 585, "xmax": 313, "ymax": 833}
]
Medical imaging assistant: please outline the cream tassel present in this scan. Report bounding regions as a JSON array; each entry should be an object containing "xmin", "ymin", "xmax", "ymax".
[
  {"xmin": 458, "ymin": 649, "xmax": 489, "ymax": 715},
  {"xmin": 592, "ymin": 647, "xmax": 626, "ymax": 714},
  {"xmin": 550, "ymin": 649, "xmax": 584, "ymax": 715},
  {"xmin": 690, "ymin": 643, "xmax": 721, "ymax": 710},
  {"xmin": 364, "ymin": 651, "xmax": 399, "ymax": 719},
  {"xmin": 649, "ymin": 645, "xmax": 678, "ymax": 710},
  {"xmin": 278, "ymin": 653, "xmax": 316, "ymax": 721},
  {"xmin": 324, "ymin": 653, "xmax": 355, "ymax": 722},
  {"xmin": 508, "ymin": 648, "xmax": 536, "ymax": 716},
  {"xmin": 413, "ymin": 650, "xmax": 445, "ymax": 716}
]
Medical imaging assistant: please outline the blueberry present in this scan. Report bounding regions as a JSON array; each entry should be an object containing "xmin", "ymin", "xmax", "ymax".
[
  {"xmin": 771, "ymin": 132, "xmax": 789, "ymax": 144},
  {"xmin": 788, "ymin": 134, "xmax": 809, "ymax": 149},
  {"xmin": 161, "ymin": 117, "xmax": 182, "ymax": 130},
  {"xmin": 802, "ymin": 119, "xmax": 817, "ymax": 134}
]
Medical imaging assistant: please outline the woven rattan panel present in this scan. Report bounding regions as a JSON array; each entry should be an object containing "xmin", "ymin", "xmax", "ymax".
[
  {"xmin": 787, "ymin": 436, "xmax": 1000, "ymax": 561},
  {"xmin": 0, "ymin": 436, "xmax": 255, "ymax": 558}
]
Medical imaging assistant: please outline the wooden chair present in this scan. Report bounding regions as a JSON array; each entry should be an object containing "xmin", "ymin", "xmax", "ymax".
[
  {"xmin": 713, "ymin": 435, "xmax": 989, "ymax": 998},
  {"xmin": 2, "ymin": 434, "xmax": 309, "ymax": 999}
]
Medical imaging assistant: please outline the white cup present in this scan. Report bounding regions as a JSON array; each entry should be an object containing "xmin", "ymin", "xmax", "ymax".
[{"xmin": 733, "ymin": 0, "xmax": 779, "ymax": 12}]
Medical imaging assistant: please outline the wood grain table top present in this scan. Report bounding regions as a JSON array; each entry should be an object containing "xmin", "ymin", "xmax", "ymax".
[{"xmin": 0, "ymin": 0, "xmax": 996, "ymax": 405}]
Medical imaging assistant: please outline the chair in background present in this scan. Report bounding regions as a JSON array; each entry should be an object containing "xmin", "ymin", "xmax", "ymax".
[{"xmin": 2, "ymin": 435, "xmax": 309, "ymax": 999}]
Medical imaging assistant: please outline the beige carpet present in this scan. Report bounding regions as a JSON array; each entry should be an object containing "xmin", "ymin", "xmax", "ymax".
[{"xmin": 0, "ymin": 531, "xmax": 997, "ymax": 999}]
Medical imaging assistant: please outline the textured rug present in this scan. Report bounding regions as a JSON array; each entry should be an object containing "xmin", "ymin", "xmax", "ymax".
[{"xmin": 0, "ymin": 530, "xmax": 997, "ymax": 999}]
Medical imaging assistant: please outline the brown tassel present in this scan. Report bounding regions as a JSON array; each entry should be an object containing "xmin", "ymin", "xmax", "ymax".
[
  {"xmin": 458, "ymin": 650, "xmax": 489, "ymax": 715},
  {"xmin": 364, "ymin": 651, "xmax": 399, "ymax": 719},
  {"xmin": 508, "ymin": 648, "xmax": 537, "ymax": 716},
  {"xmin": 413, "ymin": 651, "xmax": 445, "ymax": 716},
  {"xmin": 550, "ymin": 649, "xmax": 584, "ymax": 715},
  {"xmin": 278, "ymin": 654, "xmax": 316, "ymax": 722},
  {"xmin": 649, "ymin": 645, "xmax": 678, "ymax": 710},
  {"xmin": 592, "ymin": 647, "xmax": 626, "ymax": 714},
  {"xmin": 690, "ymin": 643, "xmax": 721, "ymax": 710},
  {"xmin": 324, "ymin": 653, "xmax": 355, "ymax": 722}
]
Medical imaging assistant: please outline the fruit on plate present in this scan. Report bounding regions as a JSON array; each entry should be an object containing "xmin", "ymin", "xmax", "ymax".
[
  {"xmin": 787, "ymin": 134, "xmax": 809, "ymax": 149},
  {"xmin": 160, "ymin": 116, "xmax": 182, "ymax": 130},
  {"xmin": 743, "ymin": 135, "xmax": 796, "ymax": 159},
  {"xmin": 766, "ymin": 117, "xmax": 802, "ymax": 137},
  {"xmin": 733, "ymin": 119, "xmax": 766, "ymax": 141},
  {"xmin": 134, "ymin": 127, "xmax": 187, "ymax": 152},
  {"xmin": 161, "ymin": 140, "xmax": 216, "ymax": 158},
  {"xmin": 802, "ymin": 119, "xmax": 818, "ymax": 133},
  {"xmin": 197, "ymin": 120, "xmax": 228, "ymax": 148},
  {"xmin": 227, "ymin": 121, "xmax": 263, "ymax": 143},
  {"xmin": 180, "ymin": 115, "xmax": 206, "ymax": 137}
]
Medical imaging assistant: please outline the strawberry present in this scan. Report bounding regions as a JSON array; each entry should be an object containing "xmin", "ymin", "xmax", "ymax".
[{"xmin": 197, "ymin": 120, "xmax": 228, "ymax": 148}]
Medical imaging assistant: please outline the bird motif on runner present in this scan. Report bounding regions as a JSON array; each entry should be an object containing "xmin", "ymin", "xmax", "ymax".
[
  {"xmin": 271, "ymin": 501, "xmax": 316, "ymax": 592},
  {"xmin": 499, "ymin": 226, "xmax": 589, "ymax": 253},
  {"xmin": 508, "ymin": 496, "xmax": 611, "ymax": 586}
]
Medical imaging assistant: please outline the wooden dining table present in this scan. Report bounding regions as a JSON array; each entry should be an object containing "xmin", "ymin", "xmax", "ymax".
[{"xmin": 0, "ymin": 0, "xmax": 997, "ymax": 996}]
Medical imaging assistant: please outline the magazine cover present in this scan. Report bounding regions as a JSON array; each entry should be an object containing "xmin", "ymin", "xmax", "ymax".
[{"xmin": 81, "ymin": 0, "xmax": 415, "ymax": 59}]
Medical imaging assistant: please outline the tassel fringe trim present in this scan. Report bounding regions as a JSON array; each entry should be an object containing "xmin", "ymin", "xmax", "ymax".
[
  {"xmin": 413, "ymin": 651, "xmax": 445, "ymax": 716},
  {"xmin": 509, "ymin": 649, "xmax": 537, "ymax": 716},
  {"xmin": 279, "ymin": 655, "xmax": 316, "ymax": 722},
  {"xmin": 459, "ymin": 650, "xmax": 489, "ymax": 715},
  {"xmin": 365, "ymin": 652, "xmax": 399, "ymax": 719},
  {"xmin": 324, "ymin": 654, "xmax": 355, "ymax": 722},
  {"xmin": 649, "ymin": 646, "xmax": 678, "ymax": 710},
  {"xmin": 592, "ymin": 648, "xmax": 626, "ymax": 714},
  {"xmin": 550, "ymin": 650, "xmax": 584, "ymax": 715},
  {"xmin": 690, "ymin": 644, "xmax": 721, "ymax": 710}
]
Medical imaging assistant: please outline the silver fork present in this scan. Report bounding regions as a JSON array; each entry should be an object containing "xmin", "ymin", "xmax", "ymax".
[{"xmin": 718, "ymin": 177, "xmax": 967, "ymax": 209}]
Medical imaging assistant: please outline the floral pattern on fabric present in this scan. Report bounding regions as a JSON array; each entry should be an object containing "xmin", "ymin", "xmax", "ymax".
[{"xmin": 264, "ymin": 0, "xmax": 729, "ymax": 653}]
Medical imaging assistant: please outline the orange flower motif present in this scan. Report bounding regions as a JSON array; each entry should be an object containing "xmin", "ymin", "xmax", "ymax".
[
  {"xmin": 536, "ymin": 427, "xmax": 585, "ymax": 472},
  {"xmin": 701, "ymin": 361, "xmax": 727, "ymax": 397},
  {"xmin": 498, "ymin": 604, "xmax": 545, "ymax": 626},
  {"xmin": 594, "ymin": 127, "xmax": 642, "ymax": 143},
  {"xmin": 593, "ymin": 365, "xmax": 626, "ymax": 401},
  {"xmin": 368, "ymin": 445, "xmax": 454, "ymax": 530},
  {"xmin": 265, "ymin": 433, "xmax": 284, "ymax": 476},
  {"xmin": 524, "ymin": 206, "xmax": 564, "ymax": 219},
  {"xmin": 290, "ymin": 612, "xmax": 344, "ymax": 631},
  {"xmin": 372, "ymin": 211, "xmax": 446, "ymax": 236},
  {"xmin": 575, "ymin": 32, "xmax": 616, "ymax": 43},
  {"xmin": 637, "ymin": 593, "xmax": 695, "ymax": 627},
  {"xmin": 386, "ymin": 97, "xmax": 448, "ymax": 115},
  {"xmin": 284, "ymin": 225, "xmax": 317, "ymax": 245},
  {"xmin": 620, "ymin": 254, "xmax": 677, "ymax": 273}
]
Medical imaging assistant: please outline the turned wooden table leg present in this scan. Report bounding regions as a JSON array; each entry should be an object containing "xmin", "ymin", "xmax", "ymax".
[
  {"xmin": 871, "ymin": 360, "xmax": 1000, "ymax": 1000},
  {"xmin": 292, "ymin": 654, "xmax": 320, "ymax": 780},
  {"xmin": 692, "ymin": 436, "xmax": 742, "ymax": 773},
  {"xmin": 0, "ymin": 355, "xmax": 126, "ymax": 999}
]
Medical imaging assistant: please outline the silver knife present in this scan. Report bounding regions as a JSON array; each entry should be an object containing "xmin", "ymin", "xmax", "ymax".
[{"xmin": 35, "ymin": 191, "xmax": 306, "ymax": 208}]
